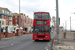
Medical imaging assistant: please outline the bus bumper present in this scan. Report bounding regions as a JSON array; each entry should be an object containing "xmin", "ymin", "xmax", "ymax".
[
  {"xmin": 33, "ymin": 38, "xmax": 50, "ymax": 40},
  {"xmin": 33, "ymin": 34, "xmax": 50, "ymax": 40}
]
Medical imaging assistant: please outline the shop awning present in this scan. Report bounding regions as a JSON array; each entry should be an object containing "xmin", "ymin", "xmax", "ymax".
[{"xmin": 0, "ymin": 13, "xmax": 13, "ymax": 17}]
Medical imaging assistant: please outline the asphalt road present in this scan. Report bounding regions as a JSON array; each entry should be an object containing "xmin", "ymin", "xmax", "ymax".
[{"xmin": 0, "ymin": 34, "xmax": 54, "ymax": 50}]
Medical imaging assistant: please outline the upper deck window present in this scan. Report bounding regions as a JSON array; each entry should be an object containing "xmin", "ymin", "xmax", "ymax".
[{"xmin": 34, "ymin": 13, "xmax": 50, "ymax": 20}]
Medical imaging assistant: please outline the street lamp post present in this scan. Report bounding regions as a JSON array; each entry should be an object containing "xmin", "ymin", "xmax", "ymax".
[
  {"xmin": 19, "ymin": 0, "xmax": 21, "ymax": 36},
  {"xmin": 56, "ymin": 0, "xmax": 61, "ymax": 43},
  {"xmin": 0, "ymin": 21, "xmax": 1, "ymax": 40}
]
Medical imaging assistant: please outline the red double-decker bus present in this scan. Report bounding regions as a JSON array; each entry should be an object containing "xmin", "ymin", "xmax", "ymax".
[{"xmin": 33, "ymin": 12, "xmax": 51, "ymax": 41}]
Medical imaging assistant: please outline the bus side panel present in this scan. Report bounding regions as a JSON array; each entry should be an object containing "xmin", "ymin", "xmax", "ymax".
[
  {"xmin": 33, "ymin": 20, "xmax": 36, "ymax": 25},
  {"xmin": 47, "ymin": 20, "xmax": 50, "ymax": 25}
]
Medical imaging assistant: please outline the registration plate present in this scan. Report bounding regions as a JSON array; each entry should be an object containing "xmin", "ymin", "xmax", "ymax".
[{"xmin": 39, "ymin": 39, "xmax": 43, "ymax": 40}]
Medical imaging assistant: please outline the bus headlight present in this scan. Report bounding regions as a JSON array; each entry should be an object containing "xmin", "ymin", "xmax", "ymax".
[
  {"xmin": 48, "ymin": 36, "xmax": 49, "ymax": 37},
  {"xmin": 46, "ymin": 36, "xmax": 48, "ymax": 37},
  {"xmin": 34, "ymin": 36, "xmax": 36, "ymax": 37},
  {"xmin": 46, "ymin": 36, "xmax": 49, "ymax": 37}
]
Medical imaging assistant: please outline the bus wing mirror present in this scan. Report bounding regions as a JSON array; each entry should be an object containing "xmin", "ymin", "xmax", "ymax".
[{"xmin": 50, "ymin": 27, "xmax": 51, "ymax": 29}]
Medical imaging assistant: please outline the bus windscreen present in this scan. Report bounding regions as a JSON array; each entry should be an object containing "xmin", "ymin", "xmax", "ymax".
[{"xmin": 33, "ymin": 26, "xmax": 50, "ymax": 33}]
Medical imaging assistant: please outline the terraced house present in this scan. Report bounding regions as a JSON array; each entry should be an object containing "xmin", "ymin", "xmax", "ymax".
[
  {"xmin": 0, "ymin": 7, "xmax": 17, "ymax": 38},
  {"xmin": 0, "ymin": 7, "xmax": 14, "ymax": 33}
]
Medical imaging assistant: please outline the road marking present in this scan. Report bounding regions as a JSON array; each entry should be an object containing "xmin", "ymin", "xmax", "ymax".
[
  {"xmin": 45, "ymin": 42, "xmax": 52, "ymax": 50},
  {"xmin": 46, "ymin": 49, "xmax": 48, "ymax": 50},
  {"xmin": 47, "ymin": 44, "xmax": 51, "ymax": 46},
  {"xmin": 47, "ymin": 42, "xmax": 51, "ymax": 47},
  {"xmin": 45, "ymin": 47, "xmax": 47, "ymax": 49},
  {"xmin": 11, "ymin": 42, "xmax": 21, "ymax": 45},
  {"xmin": 11, "ymin": 43, "xmax": 13, "ymax": 45},
  {"xmin": 0, "ymin": 42, "xmax": 20, "ymax": 48},
  {"xmin": 0, "ymin": 45, "xmax": 12, "ymax": 48},
  {"xmin": 45, "ymin": 47, "xmax": 48, "ymax": 50},
  {"xmin": 45, "ymin": 46, "xmax": 49, "ymax": 50}
]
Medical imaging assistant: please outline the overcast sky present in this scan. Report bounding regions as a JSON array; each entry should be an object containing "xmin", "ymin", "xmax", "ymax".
[{"xmin": 0, "ymin": 0, "xmax": 75, "ymax": 30}]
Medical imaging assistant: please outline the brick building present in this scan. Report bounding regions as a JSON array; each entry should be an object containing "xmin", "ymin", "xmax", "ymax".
[
  {"xmin": 12, "ymin": 13, "xmax": 33, "ymax": 32},
  {"xmin": 12, "ymin": 13, "xmax": 19, "ymax": 26}
]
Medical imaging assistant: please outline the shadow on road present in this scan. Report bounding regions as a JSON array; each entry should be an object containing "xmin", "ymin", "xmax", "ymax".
[{"xmin": 34, "ymin": 40, "xmax": 50, "ymax": 42}]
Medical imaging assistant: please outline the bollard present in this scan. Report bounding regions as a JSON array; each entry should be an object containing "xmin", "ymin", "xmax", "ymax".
[{"xmin": 63, "ymin": 32, "xmax": 66, "ymax": 38}]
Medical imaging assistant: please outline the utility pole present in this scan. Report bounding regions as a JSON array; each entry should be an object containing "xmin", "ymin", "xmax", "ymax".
[
  {"xmin": 70, "ymin": 17, "xmax": 71, "ymax": 32},
  {"xmin": 56, "ymin": 0, "xmax": 60, "ymax": 43},
  {"xmin": 0, "ymin": 21, "xmax": 1, "ymax": 40},
  {"xmin": 19, "ymin": 0, "xmax": 21, "ymax": 36}
]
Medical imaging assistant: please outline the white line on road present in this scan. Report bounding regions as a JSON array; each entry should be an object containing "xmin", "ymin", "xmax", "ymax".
[
  {"xmin": 45, "ymin": 47, "xmax": 48, "ymax": 50},
  {"xmin": 11, "ymin": 43, "xmax": 13, "ymax": 45},
  {"xmin": 0, "ymin": 45, "xmax": 12, "ymax": 48},
  {"xmin": 45, "ymin": 46, "xmax": 49, "ymax": 50},
  {"xmin": 45, "ymin": 47, "xmax": 47, "ymax": 49},
  {"xmin": 45, "ymin": 42, "xmax": 52, "ymax": 50},
  {"xmin": 0, "ymin": 42, "xmax": 21, "ymax": 48},
  {"xmin": 46, "ymin": 49, "xmax": 48, "ymax": 50},
  {"xmin": 11, "ymin": 42, "xmax": 21, "ymax": 45},
  {"xmin": 47, "ymin": 44, "xmax": 51, "ymax": 46}
]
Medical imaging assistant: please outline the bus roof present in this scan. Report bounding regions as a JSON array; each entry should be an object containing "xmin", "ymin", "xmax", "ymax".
[{"xmin": 34, "ymin": 12, "xmax": 50, "ymax": 14}]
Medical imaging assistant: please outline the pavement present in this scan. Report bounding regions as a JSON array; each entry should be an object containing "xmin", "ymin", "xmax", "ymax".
[
  {"xmin": 1, "ymin": 34, "xmax": 29, "ymax": 41},
  {"xmin": 52, "ymin": 31, "xmax": 75, "ymax": 50},
  {"xmin": 0, "ymin": 34, "xmax": 54, "ymax": 50}
]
